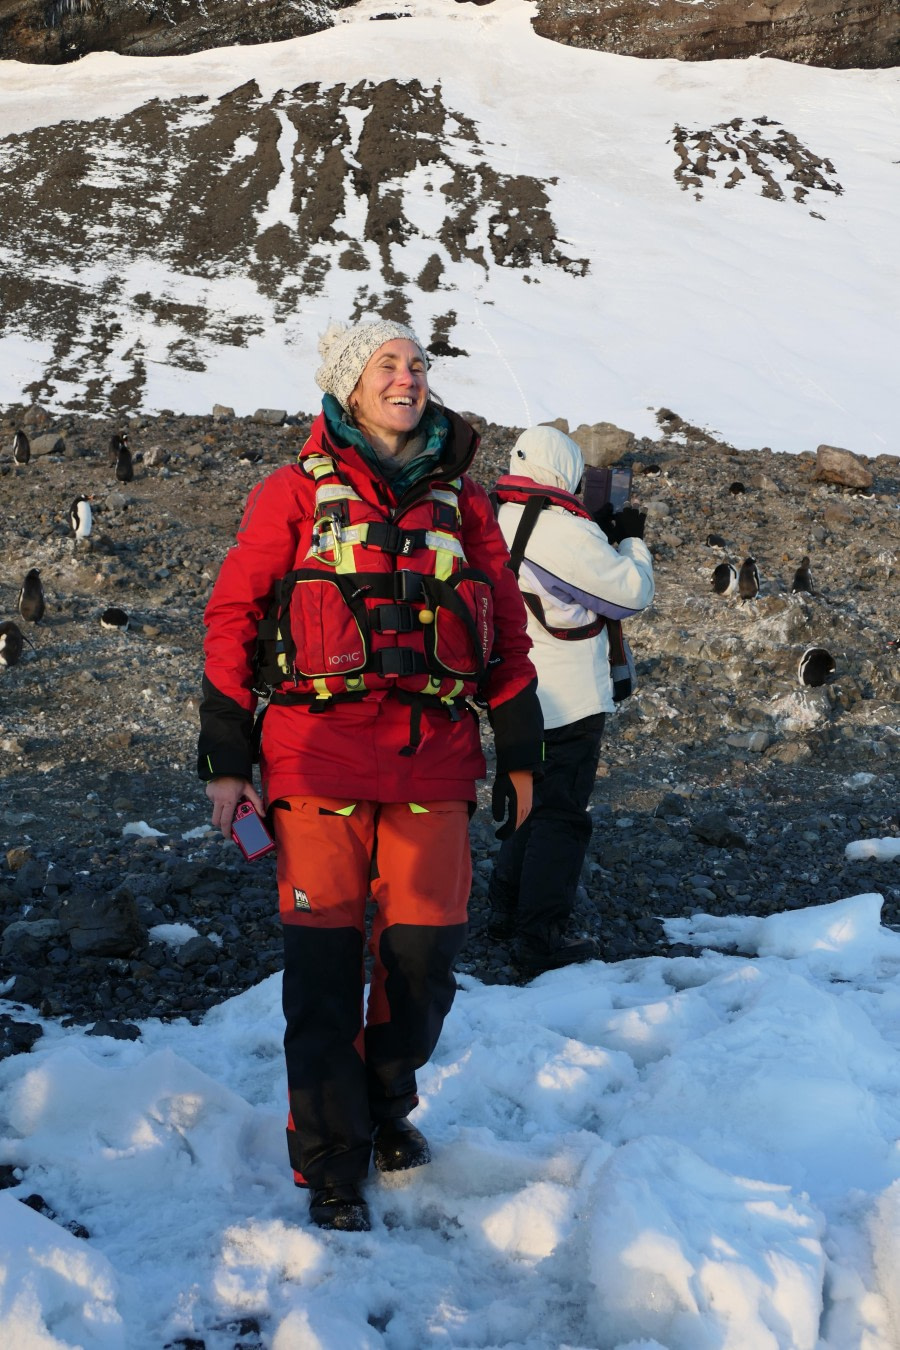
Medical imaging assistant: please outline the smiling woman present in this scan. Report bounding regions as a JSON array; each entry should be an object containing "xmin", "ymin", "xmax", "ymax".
[{"xmin": 198, "ymin": 315, "xmax": 544, "ymax": 1233}]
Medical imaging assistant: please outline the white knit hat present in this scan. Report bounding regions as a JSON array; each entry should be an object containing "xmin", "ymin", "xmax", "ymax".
[{"xmin": 314, "ymin": 319, "xmax": 429, "ymax": 411}]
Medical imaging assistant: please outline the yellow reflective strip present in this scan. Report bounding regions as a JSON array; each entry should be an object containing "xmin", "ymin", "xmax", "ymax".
[
  {"xmin": 424, "ymin": 677, "xmax": 443, "ymax": 696},
  {"xmin": 429, "ymin": 488, "xmax": 459, "ymax": 506},
  {"xmin": 425, "ymin": 531, "xmax": 464, "ymax": 556},
  {"xmin": 304, "ymin": 456, "xmax": 335, "ymax": 479},
  {"xmin": 334, "ymin": 543, "xmax": 357, "ymax": 575},
  {"xmin": 443, "ymin": 680, "xmax": 464, "ymax": 702},
  {"xmin": 316, "ymin": 483, "xmax": 360, "ymax": 504},
  {"xmin": 333, "ymin": 804, "xmax": 357, "ymax": 816},
  {"xmin": 408, "ymin": 803, "xmax": 429, "ymax": 814},
  {"xmin": 434, "ymin": 548, "xmax": 455, "ymax": 581},
  {"xmin": 313, "ymin": 679, "xmax": 332, "ymax": 700}
]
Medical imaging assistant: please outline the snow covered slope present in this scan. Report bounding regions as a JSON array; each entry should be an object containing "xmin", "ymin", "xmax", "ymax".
[{"xmin": 0, "ymin": 0, "xmax": 897, "ymax": 454}]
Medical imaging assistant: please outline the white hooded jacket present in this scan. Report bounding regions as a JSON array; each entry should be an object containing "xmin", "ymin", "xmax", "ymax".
[{"xmin": 496, "ymin": 426, "xmax": 655, "ymax": 728}]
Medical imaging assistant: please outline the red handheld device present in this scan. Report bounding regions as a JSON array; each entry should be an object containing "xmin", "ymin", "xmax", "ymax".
[{"xmin": 231, "ymin": 800, "xmax": 276, "ymax": 861}]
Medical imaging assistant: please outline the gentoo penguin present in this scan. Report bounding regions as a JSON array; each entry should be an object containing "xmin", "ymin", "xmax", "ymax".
[
  {"xmin": 729, "ymin": 481, "xmax": 746, "ymax": 495},
  {"xmin": 711, "ymin": 561, "xmax": 738, "ymax": 595},
  {"xmin": 115, "ymin": 440, "xmax": 134, "ymax": 483},
  {"xmin": 738, "ymin": 557, "xmax": 760, "ymax": 602},
  {"xmin": 13, "ymin": 429, "xmax": 30, "ymax": 464},
  {"xmin": 17, "ymin": 568, "xmax": 45, "ymax": 622},
  {"xmin": 706, "ymin": 532, "xmax": 727, "ymax": 548},
  {"xmin": 100, "ymin": 606, "xmax": 129, "ymax": 631},
  {"xmin": 791, "ymin": 556, "xmax": 813, "ymax": 594},
  {"xmin": 108, "ymin": 431, "xmax": 128, "ymax": 467},
  {"xmin": 798, "ymin": 647, "xmax": 835, "ymax": 687},
  {"xmin": 0, "ymin": 621, "xmax": 25, "ymax": 668},
  {"xmin": 70, "ymin": 495, "xmax": 93, "ymax": 546}
]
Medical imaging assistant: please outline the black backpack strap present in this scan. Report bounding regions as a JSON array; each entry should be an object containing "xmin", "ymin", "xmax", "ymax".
[{"xmin": 507, "ymin": 493, "xmax": 548, "ymax": 578}]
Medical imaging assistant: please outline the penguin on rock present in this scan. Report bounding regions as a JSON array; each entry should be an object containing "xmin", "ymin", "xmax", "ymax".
[
  {"xmin": 791, "ymin": 556, "xmax": 813, "ymax": 594},
  {"xmin": 13, "ymin": 429, "xmax": 30, "ymax": 465},
  {"xmin": 70, "ymin": 495, "xmax": 93, "ymax": 548},
  {"xmin": 798, "ymin": 647, "xmax": 835, "ymax": 687},
  {"xmin": 115, "ymin": 439, "xmax": 134, "ymax": 483},
  {"xmin": 17, "ymin": 568, "xmax": 45, "ymax": 622},
  {"xmin": 0, "ymin": 621, "xmax": 25, "ymax": 668},
  {"xmin": 108, "ymin": 431, "xmax": 128, "ymax": 467},
  {"xmin": 711, "ymin": 561, "xmax": 738, "ymax": 595},
  {"xmin": 738, "ymin": 557, "xmax": 760, "ymax": 602}
]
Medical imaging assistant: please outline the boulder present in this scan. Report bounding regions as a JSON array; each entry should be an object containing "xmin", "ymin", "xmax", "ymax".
[
  {"xmin": 2, "ymin": 917, "xmax": 63, "ymax": 962},
  {"xmin": 571, "ymin": 422, "xmax": 636, "ymax": 467},
  {"xmin": 30, "ymin": 432, "xmax": 66, "ymax": 457},
  {"xmin": 813, "ymin": 444, "xmax": 874, "ymax": 489},
  {"xmin": 252, "ymin": 408, "xmax": 287, "ymax": 427},
  {"xmin": 0, "ymin": 1015, "xmax": 43, "ymax": 1061},
  {"xmin": 57, "ymin": 890, "xmax": 145, "ymax": 957}
]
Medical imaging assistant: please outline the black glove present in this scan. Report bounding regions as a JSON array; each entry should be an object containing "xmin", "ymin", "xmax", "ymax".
[
  {"xmin": 606, "ymin": 505, "xmax": 646, "ymax": 543},
  {"xmin": 491, "ymin": 773, "xmax": 519, "ymax": 841},
  {"xmin": 591, "ymin": 502, "xmax": 615, "ymax": 539}
]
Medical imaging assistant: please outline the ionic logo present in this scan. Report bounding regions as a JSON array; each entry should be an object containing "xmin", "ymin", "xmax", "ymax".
[{"xmin": 328, "ymin": 651, "xmax": 362, "ymax": 666}]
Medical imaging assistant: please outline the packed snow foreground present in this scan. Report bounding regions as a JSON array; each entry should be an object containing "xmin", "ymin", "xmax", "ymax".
[{"xmin": 2, "ymin": 883, "xmax": 900, "ymax": 1348}]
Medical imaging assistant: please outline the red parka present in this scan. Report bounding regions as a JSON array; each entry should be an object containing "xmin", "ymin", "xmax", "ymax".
[{"xmin": 198, "ymin": 406, "xmax": 543, "ymax": 805}]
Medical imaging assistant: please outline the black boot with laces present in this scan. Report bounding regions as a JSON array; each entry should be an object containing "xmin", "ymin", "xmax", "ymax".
[
  {"xmin": 512, "ymin": 930, "xmax": 599, "ymax": 979},
  {"xmin": 372, "ymin": 1118, "xmax": 431, "ymax": 1173},
  {"xmin": 308, "ymin": 1182, "xmax": 371, "ymax": 1232}
]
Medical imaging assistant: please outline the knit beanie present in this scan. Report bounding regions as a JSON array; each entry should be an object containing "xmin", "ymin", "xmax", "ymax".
[{"xmin": 314, "ymin": 319, "xmax": 429, "ymax": 412}]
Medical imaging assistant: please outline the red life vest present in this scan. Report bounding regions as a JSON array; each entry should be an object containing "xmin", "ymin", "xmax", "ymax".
[{"xmin": 256, "ymin": 441, "xmax": 496, "ymax": 713}]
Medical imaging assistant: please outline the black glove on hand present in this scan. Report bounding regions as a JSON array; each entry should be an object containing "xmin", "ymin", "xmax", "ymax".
[
  {"xmin": 491, "ymin": 773, "xmax": 518, "ymax": 841},
  {"xmin": 608, "ymin": 505, "xmax": 646, "ymax": 543},
  {"xmin": 592, "ymin": 502, "xmax": 615, "ymax": 539}
]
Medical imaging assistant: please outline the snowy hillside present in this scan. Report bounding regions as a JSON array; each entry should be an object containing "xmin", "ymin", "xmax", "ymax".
[{"xmin": 0, "ymin": 0, "xmax": 897, "ymax": 454}]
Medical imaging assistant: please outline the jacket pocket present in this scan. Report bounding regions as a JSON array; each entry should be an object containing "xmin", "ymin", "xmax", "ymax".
[
  {"xmin": 427, "ymin": 571, "xmax": 494, "ymax": 679},
  {"xmin": 288, "ymin": 576, "xmax": 367, "ymax": 678}
]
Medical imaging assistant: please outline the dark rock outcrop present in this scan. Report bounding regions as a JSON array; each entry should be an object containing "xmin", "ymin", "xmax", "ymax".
[
  {"xmin": 0, "ymin": 0, "xmax": 345, "ymax": 64},
  {"xmin": 531, "ymin": 0, "xmax": 899, "ymax": 70}
]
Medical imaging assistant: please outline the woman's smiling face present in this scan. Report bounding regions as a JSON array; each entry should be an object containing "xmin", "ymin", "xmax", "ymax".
[{"xmin": 349, "ymin": 339, "xmax": 429, "ymax": 452}]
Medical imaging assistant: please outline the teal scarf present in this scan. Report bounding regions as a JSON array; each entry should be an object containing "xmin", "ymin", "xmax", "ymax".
[{"xmin": 322, "ymin": 395, "xmax": 449, "ymax": 498}]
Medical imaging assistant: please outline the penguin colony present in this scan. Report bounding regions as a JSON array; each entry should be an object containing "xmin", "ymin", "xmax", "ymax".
[{"xmin": 2, "ymin": 430, "xmax": 134, "ymax": 669}]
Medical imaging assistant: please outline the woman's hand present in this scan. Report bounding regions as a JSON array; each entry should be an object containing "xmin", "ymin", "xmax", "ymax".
[
  {"xmin": 508, "ymin": 769, "xmax": 533, "ymax": 830},
  {"xmin": 206, "ymin": 776, "xmax": 265, "ymax": 838}
]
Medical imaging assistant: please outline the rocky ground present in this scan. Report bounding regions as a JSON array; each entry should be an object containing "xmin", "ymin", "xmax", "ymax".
[{"xmin": 0, "ymin": 401, "xmax": 898, "ymax": 1039}]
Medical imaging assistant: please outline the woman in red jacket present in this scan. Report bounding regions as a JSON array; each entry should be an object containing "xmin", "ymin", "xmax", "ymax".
[{"xmin": 199, "ymin": 318, "xmax": 542, "ymax": 1232}]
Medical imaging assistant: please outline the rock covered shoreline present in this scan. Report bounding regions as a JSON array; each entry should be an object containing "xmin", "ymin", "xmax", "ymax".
[{"xmin": 0, "ymin": 401, "xmax": 898, "ymax": 1041}]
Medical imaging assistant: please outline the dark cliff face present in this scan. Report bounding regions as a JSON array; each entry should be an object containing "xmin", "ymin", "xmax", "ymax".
[
  {"xmin": 0, "ymin": 0, "xmax": 897, "ymax": 67},
  {"xmin": 0, "ymin": 0, "xmax": 347, "ymax": 64},
  {"xmin": 530, "ymin": 0, "xmax": 899, "ymax": 70}
]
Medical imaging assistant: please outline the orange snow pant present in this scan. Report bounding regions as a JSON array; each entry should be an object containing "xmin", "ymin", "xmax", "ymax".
[{"xmin": 272, "ymin": 796, "xmax": 471, "ymax": 1189}]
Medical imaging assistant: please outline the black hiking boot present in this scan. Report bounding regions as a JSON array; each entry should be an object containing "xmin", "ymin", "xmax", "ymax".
[
  {"xmin": 372, "ymin": 1118, "xmax": 432, "ymax": 1173},
  {"xmin": 486, "ymin": 904, "xmax": 516, "ymax": 940},
  {"xmin": 308, "ymin": 1182, "xmax": 371, "ymax": 1232},
  {"xmin": 512, "ymin": 932, "xmax": 599, "ymax": 979}
]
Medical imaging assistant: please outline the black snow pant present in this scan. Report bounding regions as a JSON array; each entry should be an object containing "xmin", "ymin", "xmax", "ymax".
[
  {"xmin": 488, "ymin": 713, "xmax": 606, "ymax": 942},
  {"xmin": 273, "ymin": 796, "xmax": 470, "ymax": 1190}
]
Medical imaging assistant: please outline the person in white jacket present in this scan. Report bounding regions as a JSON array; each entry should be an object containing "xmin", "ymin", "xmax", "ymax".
[{"xmin": 487, "ymin": 425, "xmax": 655, "ymax": 977}]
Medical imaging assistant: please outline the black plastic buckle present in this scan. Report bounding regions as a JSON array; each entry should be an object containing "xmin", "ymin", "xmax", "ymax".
[
  {"xmin": 371, "ymin": 604, "xmax": 416, "ymax": 635},
  {"xmin": 375, "ymin": 648, "xmax": 425, "ymax": 677},
  {"xmin": 394, "ymin": 570, "xmax": 425, "ymax": 603},
  {"xmin": 364, "ymin": 521, "xmax": 402, "ymax": 554}
]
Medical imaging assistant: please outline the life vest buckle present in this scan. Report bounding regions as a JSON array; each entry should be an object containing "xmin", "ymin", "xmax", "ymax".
[
  {"xmin": 370, "ymin": 604, "xmax": 416, "ymax": 635},
  {"xmin": 374, "ymin": 648, "xmax": 428, "ymax": 678},
  {"xmin": 394, "ymin": 569, "xmax": 425, "ymax": 603}
]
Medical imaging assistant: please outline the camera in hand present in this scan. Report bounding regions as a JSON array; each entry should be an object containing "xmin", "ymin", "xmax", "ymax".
[
  {"xmin": 231, "ymin": 800, "xmax": 276, "ymax": 861},
  {"xmin": 582, "ymin": 465, "xmax": 633, "ymax": 516}
]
